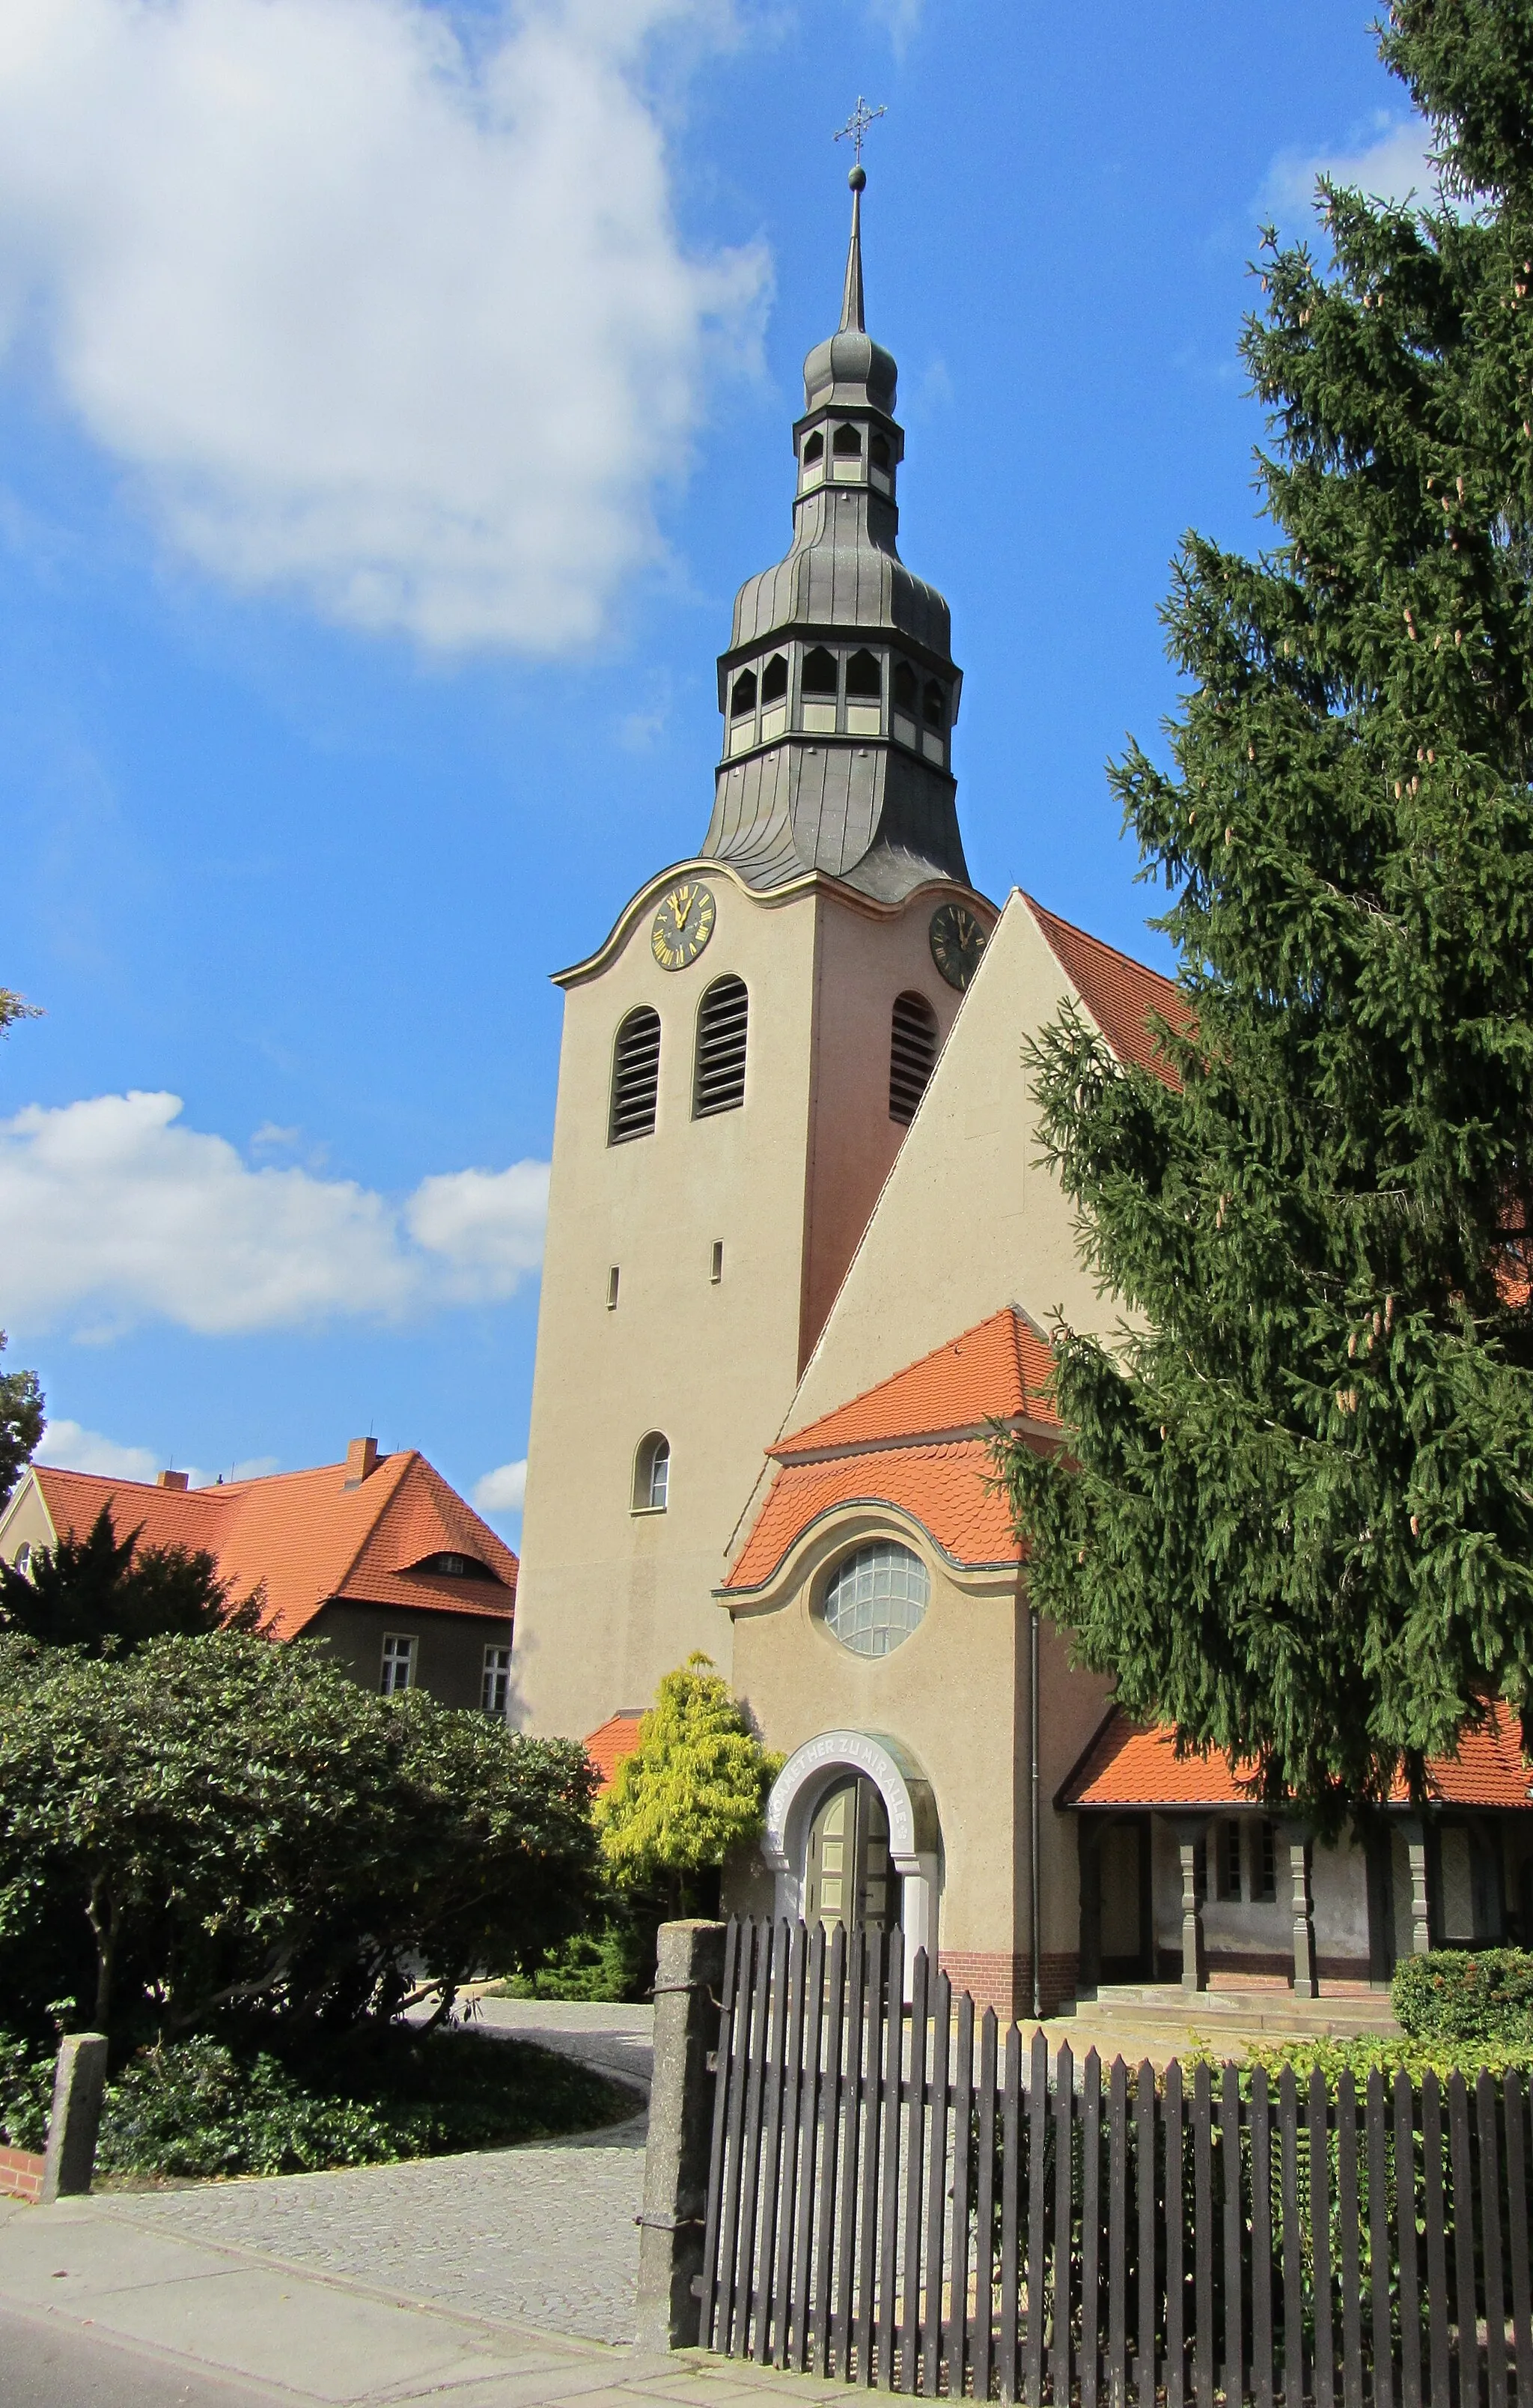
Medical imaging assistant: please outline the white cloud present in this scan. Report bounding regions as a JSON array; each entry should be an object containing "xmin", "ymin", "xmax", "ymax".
[
  {"xmin": 0, "ymin": 0, "xmax": 768, "ymax": 651},
  {"xmin": 1263, "ymin": 114, "xmax": 1442, "ymax": 222},
  {"xmin": 0, "ymin": 1091, "xmax": 549, "ymax": 1337},
  {"xmin": 34, "ymin": 1419, "xmax": 279, "ymax": 1488},
  {"xmin": 472, "ymin": 1458, "xmax": 527, "ymax": 1515},
  {"xmin": 35, "ymin": 1419, "xmax": 158, "ymax": 1483}
]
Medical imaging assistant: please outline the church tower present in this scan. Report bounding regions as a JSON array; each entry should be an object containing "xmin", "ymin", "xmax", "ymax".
[{"xmin": 511, "ymin": 167, "xmax": 996, "ymax": 1740}]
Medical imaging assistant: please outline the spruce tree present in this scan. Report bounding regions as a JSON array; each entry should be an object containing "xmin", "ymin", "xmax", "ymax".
[
  {"xmin": 596, "ymin": 1654, "xmax": 778, "ymax": 1916},
  {"xmin": 998, "ymin": 0, "xmax": 1533, "ymax": 1825}
]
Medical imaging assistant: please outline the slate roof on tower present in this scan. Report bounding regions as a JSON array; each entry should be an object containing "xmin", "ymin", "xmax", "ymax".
[
  {"xmin": 11, "ymin": 1449, "xmax": 516, "ymax": 1641},
  {"xmin": 701, "ymin": 166, "xmax": 972, "ymax": 904},
  {"xmin": 722, "ymin": 1308, "xmax": 1056, "ymax": 1594}
]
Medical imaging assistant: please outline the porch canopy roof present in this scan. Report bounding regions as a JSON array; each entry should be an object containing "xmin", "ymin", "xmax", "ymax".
[{"xmin": 1061, "ymin": 1704, "xmax": 1533, "ymax": 1814}]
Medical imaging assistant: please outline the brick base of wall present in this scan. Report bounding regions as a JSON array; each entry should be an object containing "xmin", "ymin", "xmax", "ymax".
[
  {"xmin": 938, "ymin": 1951, "xmax": 1079, "ymax": 2022},
  {"xmin": 0, "ymin": 2145, "xmax": 44, "ymax": 2202}
]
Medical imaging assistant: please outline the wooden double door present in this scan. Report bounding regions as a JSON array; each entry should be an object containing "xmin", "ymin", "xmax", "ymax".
[{"xmin": 804, "ymin": 1775, "xmax": 898, "ymax": 1936}]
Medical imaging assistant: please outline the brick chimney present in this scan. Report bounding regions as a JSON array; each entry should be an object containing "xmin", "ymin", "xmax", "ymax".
[
  {"xmin": 344, "ymin": 1437, "xmax": 380, "ymax": 1489},
  {"xmin": 156, "ymin": 1470, "xmax": 190, "ymax": 1492}
]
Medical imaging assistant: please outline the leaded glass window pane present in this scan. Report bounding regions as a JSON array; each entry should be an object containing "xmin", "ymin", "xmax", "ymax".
[{"xmin": 822, "ymin": 1541, "xmax": 929, "ymax": 1659}]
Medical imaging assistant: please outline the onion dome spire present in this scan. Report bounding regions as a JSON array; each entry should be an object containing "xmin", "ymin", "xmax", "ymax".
[{"xmin": 698, "ymin": 152, "xmax": 969, "ymax": 903}]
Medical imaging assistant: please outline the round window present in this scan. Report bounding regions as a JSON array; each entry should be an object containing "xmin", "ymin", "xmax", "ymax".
[{"xmin": 822, "ymin": 1541, "xmax": 929, "ymax": 1659}]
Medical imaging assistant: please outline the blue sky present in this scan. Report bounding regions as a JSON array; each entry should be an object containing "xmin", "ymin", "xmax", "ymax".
[{"xmin": 0, "ymin": 0, "xmax": 1433, "ymax": 1539}]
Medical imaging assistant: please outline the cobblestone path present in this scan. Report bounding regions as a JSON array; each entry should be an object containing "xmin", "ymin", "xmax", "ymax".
[{"xmin": 92, "ymin": 2003, "xmax": 654, "ymax": 2347}]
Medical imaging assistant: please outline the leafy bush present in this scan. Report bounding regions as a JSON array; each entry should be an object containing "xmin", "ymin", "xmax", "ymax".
[
  {"xmin": 1392, "ymin": 1948, "xmax": 1533, "ymax": 2045},
  {"xmin": 0, "ymin": 2025, "xmax": 634, "ymax": 2179},
  {"xmin": 497, "ymin": 1921, "xmax": 644, "ymax": 2003},
  {"xmin": 0, "ymin": 1633, "xmax": 600, "ymax": 2052},
  {"xmin": 0, "ymin": 2031, "xmax": 52, "ymax": 2151},
  {"xmin": 1193, "ymin": 2026, "xmax": 1533, "ymax": 2093}
]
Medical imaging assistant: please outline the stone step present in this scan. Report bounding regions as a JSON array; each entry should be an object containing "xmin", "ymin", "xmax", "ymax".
[{"xmin": 1073, "ymin": 1986, "xmax": 1402, "ymax": 2043}]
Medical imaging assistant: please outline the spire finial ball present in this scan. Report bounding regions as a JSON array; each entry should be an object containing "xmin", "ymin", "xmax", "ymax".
[{"xmin": 848, "ymin": 163, "xmax": 866, "ymax": 192}]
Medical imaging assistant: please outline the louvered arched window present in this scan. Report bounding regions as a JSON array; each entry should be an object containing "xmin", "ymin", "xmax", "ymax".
[
  {"xmin": 694, "ymin": 976, "xmax": 749, "ymax": 1119},
  {"xmin": 889, "ymin": 991, "xmax": 938, "ymax": 1125},
  {"xmin": 609, "ymin": 1006, "xmax": 661, "ymax": 1144}
]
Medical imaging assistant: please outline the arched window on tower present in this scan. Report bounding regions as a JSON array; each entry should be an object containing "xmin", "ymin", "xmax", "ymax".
[
  {"xmin": 869, "ymin": 431, "xmax": 893, "ymax": 492},
  {"xmin": 609, "ymin": 1006, "xmax": 661, "ymax": 1144},
  {"xmin": 845, "ymin": 648, "xmax": 882, "ymax": 738},
  {"xmin": 832, "ymin": 422, "xmax": 863, "ymax": 482},
  {"xmin": 892, "ymin": 661, "xmax": 918, "ymax": 749},
  {"xmin": 801, "ymin": 428, "xmax": 825, "ymax": 491},
  {"xmin": 921, "ymin": 679, "xmax": 948, "ymax": 764},
  {"xmin": 889, "ymin": 991, "xmax": 939, "ymax": 1125},
  {"xmin": 760, "ymin": 651, "xmax": 788, "ymax": 741},
  {"xmin": 728, "ymin": 667, "xmax": 758, "ymax": 755},
  {"xmin": 693, "ymin": 976, "xmax": 749, "ymax": 1118},
  {"xmin": 633, "ymin": 1432, "xmax": 670, "ymax": 1512},
  {"xmin": 801, "ymin": 645, "xmax": 838, "ymax": 735}
]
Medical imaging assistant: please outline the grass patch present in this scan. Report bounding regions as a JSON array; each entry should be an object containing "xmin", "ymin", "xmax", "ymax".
[{"xmin": 1, "ymin": 2025, "xmax": 636, "ymax": 2180}]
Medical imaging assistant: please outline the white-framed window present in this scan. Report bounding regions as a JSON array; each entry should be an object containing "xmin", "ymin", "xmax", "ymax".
[
  {"xmin": 380, "ymin": 1632, "xmax": 416, "ymax": 1696},
  {"xmin": 633, "ymin": 1432, "xmax": 670, "ymax": 1512},
  {"xmin": 822, "ymin": 1541, "xmax": 929, "ymax": 1659},
  {"xmin": 11, "ymin": 1542, "xmax": 30, "ymax": 1576},
  {"xmin": 482, "ymin": 1645, "xmax": 511, "ymax": 1716}
]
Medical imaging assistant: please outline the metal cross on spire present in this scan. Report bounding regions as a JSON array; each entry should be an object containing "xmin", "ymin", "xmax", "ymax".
[{"xmin": 834, "ymin": 96, "xmax": 886, "ymax": 168}]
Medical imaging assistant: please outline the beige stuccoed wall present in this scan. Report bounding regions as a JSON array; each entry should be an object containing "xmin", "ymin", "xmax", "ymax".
[
  {"xmin": 727, "ymin": 1504, "xmax": 1114, "ymax": 1965},
  {"xmin": 0, "ymin": 1476, "xmax": 57, "ymax": 1568},
  {"xmin": 788, "ymin": 889, "xmax": 1127, "ymax": 1436},
  {"xmin": 728, "ymin": 1512, "xmax": 1024, "ymax": 1956},
  {"xmin": 511, "ymin": 860, "xmax": 996, "ymax": 1743}
]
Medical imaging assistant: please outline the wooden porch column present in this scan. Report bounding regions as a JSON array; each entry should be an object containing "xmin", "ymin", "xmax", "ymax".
[
  {"xmin": 1281, "ymin": 1821, "xmax": 1317, "ymax": 1997},
  {"xmin": 1402, "ymin": 1815, "xmax": 1432, "ymax": 1956},
  {"xmin": 1168, "ymin": 1816, "xmax": 1210, "ymax": 1995},
  {"xmin": 1077, "ymin": 1816, "xmax": 1105, "ymax": 1998}
]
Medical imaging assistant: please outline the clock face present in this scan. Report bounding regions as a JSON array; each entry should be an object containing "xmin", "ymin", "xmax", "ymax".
[
  {"xmin": 650, "ymin": 880, "xmax": 717, "ymax": 972},
  {"xmin": 929, "ymin": 901, "xmax": 987, "ymax": 992}
]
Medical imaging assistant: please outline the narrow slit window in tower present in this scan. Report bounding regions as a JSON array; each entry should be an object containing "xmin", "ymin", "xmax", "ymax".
[
  {"xmin": 693, "ymin": 976, "xmax": 749, "ymax": 1118},
  {"xmin": 760, "ymin": 651, "xmax": 788, "ymax": 741},
  {"xmin": 710, "ymin": 1240, "xmax": 723, "ymax": 1284},
  {"xmin": 889, "ymin": 991, "xmax": 939, "ymax": 1125},
  {"xmin": 609, "ymin": 1006, "xmax": 661, "ymax": 1143},
  {"xmin": 832, "ymin": 422, "xmax": 863, "ymax": 481},
  {"xmin": 607, "ymin": 1265, "xmax": 620, "ymax": 1310},
  {"xmin": 801, "ymin": 645, "xmax": 838, "ymax": 735},
  {"xmin": 921, "ymin": 678, "xmax": 948, "ymax": 764},
  {"xmin": 892, "ymin": 660, "xmax": 918, "ymax": 750},
  {"xmin": 845, "ymin": 648, "xmax": 882, "ymax": 737}
]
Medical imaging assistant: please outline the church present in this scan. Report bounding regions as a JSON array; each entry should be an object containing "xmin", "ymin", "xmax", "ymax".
[{"xmin": 511, "ymin": 168, "xmax": 1533, "ymax": 2023}]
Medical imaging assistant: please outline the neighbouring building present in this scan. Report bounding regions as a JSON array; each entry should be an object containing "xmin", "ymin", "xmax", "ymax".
[
  {"xmin": 0, "ymin": 1438, "xmax": 516, "ymax": 1714},
  {"xmin": 516, "ymin": 170, "xmax": 1533, "ymax": 2022}
]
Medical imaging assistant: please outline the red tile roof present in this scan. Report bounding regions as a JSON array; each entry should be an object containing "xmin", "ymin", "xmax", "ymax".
[
  {"xmin": 724, "ymin": 1313, "xmax": 1055, "ymax": 1595},
  {"xmin": 779, "ymin": 1307, "xmax": 1057, "ymax": 1457},
  {"xmin": 585, "ymin": 1711, "xmax": 646, "ymax": 1791},
  {"xmin": 1026, "ymin": 897, "xmax": 1186, "ymax": 1086},
  {"xmin": 725, "ymin": 1439, "xmax": 1026, "ymax": 1593},
  {"xmin": 29, "ymin": 1456, "xmax": 516, "ymax": 1642},
  {"xmin": 1063, "ymin": 1706, "xmax": 1533, "ymax": 1812}
]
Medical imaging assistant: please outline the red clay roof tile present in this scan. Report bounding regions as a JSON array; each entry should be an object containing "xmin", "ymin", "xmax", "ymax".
[
  {"xmin": 1062, "ymin": 1706, "xmax": 1533, "ymax": 1812},
  {"xmin": 725, "ymin": 1438, "xmax": 1025, "ymax": 1593},
  {"xmin": 585, "ymin": 1711, "xmax": 646, "ymax": 1791},
  {"xmin": 781, "ymin": 1309, "xmax": 1057, "ymax": 1456},
  {"xmin": 31, "ymin": 1455, "xmax": 516, "ymax": 1643},
  {"xmin": 1026, "ymin": 896, "xmax": 1186, "ymax": 1086}
]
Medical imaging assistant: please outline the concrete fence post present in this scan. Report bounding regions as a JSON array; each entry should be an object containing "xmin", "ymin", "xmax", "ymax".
[
  {"xmin": 40, "ymin": 2033, "xmax": 109, "ymax": 2204},
  {"xmin": 635, "ymin": 1918, "xmax": 726, "ymax": 2355}
]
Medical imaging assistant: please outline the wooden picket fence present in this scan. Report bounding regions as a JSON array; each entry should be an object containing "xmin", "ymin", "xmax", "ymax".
[{"xmin": 698, "ymin": 1917, "xmax": 1533, "ymax": 2404}]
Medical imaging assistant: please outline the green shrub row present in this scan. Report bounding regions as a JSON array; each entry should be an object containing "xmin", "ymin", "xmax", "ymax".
[{"xmin": 0, "ymin": 2027, "xmax": 634, "ymax": 2179}]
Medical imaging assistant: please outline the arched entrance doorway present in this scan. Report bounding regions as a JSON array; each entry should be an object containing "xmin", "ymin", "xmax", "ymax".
[
  {"xmin": 804, "ymin": 1775, "xmax": 895, "ymax": 1935},
  {"xmin": 762, "ymin": 1730, "xmax": 940, "ymax": 1973}
]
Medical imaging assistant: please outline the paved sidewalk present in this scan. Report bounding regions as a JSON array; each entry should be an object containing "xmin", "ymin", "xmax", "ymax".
[{"xmin": 0, "ymin": 2191, "xmax": 826, "ymax": 2408}]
